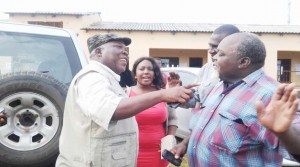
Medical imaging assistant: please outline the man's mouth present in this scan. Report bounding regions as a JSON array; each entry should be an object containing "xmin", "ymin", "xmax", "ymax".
[
  {"xmin": 120, "ymin": 58, "xmax": 128, "ymax": 65},
  {"xmin": 212, "ymin": 62, "xmax": 218, "ymax": 69}
]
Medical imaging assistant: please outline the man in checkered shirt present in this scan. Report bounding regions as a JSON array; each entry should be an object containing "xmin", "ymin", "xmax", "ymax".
[{"xmin": 171, "ymin": 32, "xmax": 300, "ymax": 166}]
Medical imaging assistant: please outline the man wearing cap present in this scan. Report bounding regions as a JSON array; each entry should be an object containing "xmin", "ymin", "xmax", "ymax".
[{"xmin": 55, "ymin": 33, "xmax": 196, "ymax": 167}]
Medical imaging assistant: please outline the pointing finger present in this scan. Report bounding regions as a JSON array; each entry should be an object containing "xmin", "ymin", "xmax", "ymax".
[{"xmin": 184, "ymin": 83, "xmax": 200, "ymax": 89}]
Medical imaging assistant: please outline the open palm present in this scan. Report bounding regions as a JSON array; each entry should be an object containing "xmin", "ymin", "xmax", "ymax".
[{"xmin": 256, "ymin": 83, "xmax": 299, "ymax": 134}]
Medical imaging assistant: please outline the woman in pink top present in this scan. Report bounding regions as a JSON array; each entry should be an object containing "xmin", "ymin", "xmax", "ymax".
[{"xmin": 129, "ymin": 57, "xmax": 178, "ymax": 167}]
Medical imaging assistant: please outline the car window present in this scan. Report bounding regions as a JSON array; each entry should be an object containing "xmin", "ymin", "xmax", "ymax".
[{"xmin": 0, "ymin": 31, "xmax": 82, "ymax": 84}]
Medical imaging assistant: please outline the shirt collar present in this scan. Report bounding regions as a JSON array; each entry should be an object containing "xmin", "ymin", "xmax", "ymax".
[
  {"xmin": 89, "ymin": 60, "xmax": 121, "ymax": 82},
  {"xmin": 221, "ymin": 68, "xmax": 264, "ymax": 94},
  {"xmin": 242, "ymin": 68, "xmax": 264, "ymax": 87}
]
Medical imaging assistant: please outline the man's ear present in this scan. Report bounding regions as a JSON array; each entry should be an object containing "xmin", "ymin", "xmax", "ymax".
[
  {"xmin": 95, "ymin": 48, "xmax": 102, "ymax": 57},
  {"xmin": 238, "ymin": 57, "xmax": 251, "ymax": 68}
]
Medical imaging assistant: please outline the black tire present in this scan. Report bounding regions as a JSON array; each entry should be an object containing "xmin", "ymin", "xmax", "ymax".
[{"xmin": 0, "ymin": 71, "xmax": 68, "ymax": 167}]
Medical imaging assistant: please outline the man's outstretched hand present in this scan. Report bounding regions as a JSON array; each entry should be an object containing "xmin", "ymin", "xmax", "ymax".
[{"xmin": 256, "ymin": 83, "xmax": 299, "ymax": 134}]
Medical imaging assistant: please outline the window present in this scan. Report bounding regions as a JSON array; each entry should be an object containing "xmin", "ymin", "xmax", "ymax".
[
  {"xmin": 156, "ymin": 57, "xmax": 179, "ymax": 67},
  {"xmin": 189, "ymin": 57, "xmax": 203, "ymax": 67},
  {"xmin": 0, "ymin": 31, "xmax": 81, "ymax": 84},
  {"xmin": 277, "ymin": 59, "xmax": 291, "ymax": 83},
  {"xmin": 28, "ymin": 21, "xmax": 63, "ymax": 28}
]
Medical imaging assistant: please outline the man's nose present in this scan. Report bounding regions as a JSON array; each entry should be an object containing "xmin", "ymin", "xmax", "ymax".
[
  {"xmin": 208, "ymin": 46, "xmax": 217, "ymax": 54},
  {"xmin": 122, "ymin": 47, "xmax": 129, "ymax": 55},
  {"xmin": 208, "ymin": 49, "xmax": 214, "ymax": 55}
]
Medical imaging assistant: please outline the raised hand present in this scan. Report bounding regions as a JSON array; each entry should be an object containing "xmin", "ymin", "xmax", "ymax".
[
  {"xmin": 256, "ymin": 83, "xmax": 299, "ymax": 134},
  {"xmin": 167, "ymin": 71, "xmax": 182, "ymax": 88}
]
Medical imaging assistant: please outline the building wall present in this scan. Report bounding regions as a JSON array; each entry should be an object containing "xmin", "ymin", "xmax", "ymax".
[
  {"xmin": 149, "ymin": 48, "xmax": 208, "ymax": 67},
  {"xmin": 81, "ymin": 30, "xmax": 214, "ymax": 65},
  {"xmin": 9, "ymin": 14, "xmax": 101, "ymax": 49},
  {"xmin": 8, "ymin": 14, "xmax": 300, "ymax": 82},
  {"xmin": 82, "ymin": 30, "xmax": 300, "ymax": 80},
  {"xmin": 258, "ymin": 34, "xmax": 300, "ymax": 78}
]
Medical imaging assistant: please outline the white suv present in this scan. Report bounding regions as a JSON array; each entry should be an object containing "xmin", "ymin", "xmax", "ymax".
[
  {"xmin": 0, "ymin": 22, "xmax": 88, "ymax": 167},
  {"xmin": 161, "ymin": 67, "xmax": 201, "ymax": 139}
]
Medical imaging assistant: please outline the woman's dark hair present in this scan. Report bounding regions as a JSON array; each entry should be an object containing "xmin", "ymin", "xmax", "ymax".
[
  {"xmin": 132, "ymin": 57, "xmax": 165, "ymax": 89},
  {"xmin": 119, "ymin": 63, "xmax": 135, "ymax": 87}
]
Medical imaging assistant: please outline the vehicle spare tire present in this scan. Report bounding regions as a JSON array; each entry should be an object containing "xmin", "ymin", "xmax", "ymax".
[{"xmin": 0, "ymin": 71, "xmax": 68, "ymax": 167}]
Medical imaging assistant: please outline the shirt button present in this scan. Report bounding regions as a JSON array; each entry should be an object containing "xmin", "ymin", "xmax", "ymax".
[{"xmin": 193, "ymin": 145, "xmax": 196, "ymax": 149}]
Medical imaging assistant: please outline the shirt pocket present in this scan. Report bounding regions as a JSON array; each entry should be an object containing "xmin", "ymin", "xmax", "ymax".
[
  {"xmin": 209, "ymin": 111, "xmax": 249, "ymax": 153},
  {"xmin": 92, "ymin": 132, "xmax": 137, "ymax": 167}
]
